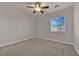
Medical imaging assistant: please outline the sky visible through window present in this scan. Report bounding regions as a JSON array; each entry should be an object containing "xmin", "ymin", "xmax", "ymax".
[{"xmin": 50, "ymin": 16, "xmax": 65, "ymax": 32}]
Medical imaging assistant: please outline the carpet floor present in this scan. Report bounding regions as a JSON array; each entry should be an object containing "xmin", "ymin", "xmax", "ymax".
[{"xmin": 0, "ymin": 38, "xmax": 78, "ymax": 56}]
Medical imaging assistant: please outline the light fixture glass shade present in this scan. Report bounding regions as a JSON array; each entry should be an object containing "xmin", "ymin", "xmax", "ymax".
[{"xmin": 35, "ymin": 7, "xmax": 41, "ymax": 12}]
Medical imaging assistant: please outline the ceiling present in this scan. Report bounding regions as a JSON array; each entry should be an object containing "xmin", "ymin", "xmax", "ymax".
[{"xmin": 0, "ymin": 2, "xmax": 75, "ymax": 16}]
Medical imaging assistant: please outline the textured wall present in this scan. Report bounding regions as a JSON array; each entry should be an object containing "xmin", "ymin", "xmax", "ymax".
[
  {"xmin": 0, "ymin": 4, "xmax": 35, "ymax": 46},
  {"xmin": 37, "ymin": 7, "xmax": 73, "ymax": 45},
  {"xmin": 73, "ymin": 3, "xmax": 79, "ymax": 54}
]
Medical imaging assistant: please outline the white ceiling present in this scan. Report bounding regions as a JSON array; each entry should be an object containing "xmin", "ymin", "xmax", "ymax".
[{"xmin": 0, "ymin": 2, "xmax": 75, "ymax": 16}]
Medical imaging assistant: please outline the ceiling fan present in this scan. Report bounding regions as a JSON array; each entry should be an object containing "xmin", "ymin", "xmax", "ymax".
[{"xmin": 26, "ymin": 2, "xmax": 49, "ymax": 14}]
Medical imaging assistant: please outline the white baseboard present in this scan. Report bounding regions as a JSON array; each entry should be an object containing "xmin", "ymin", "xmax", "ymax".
[
  {"xmin": 0, "ymin": 35, "xmax": 78, "ymax": 55},
  {"xmin": 0, "ymin": 36, "xmax": 35, "ymax": 48},
  {"xmin": 37, "ymin": 36, "xmax": 73, "ymax": 45},
  {"xmin": 73, "ymin": 44, "xmax": 79, "ymax": 55}
]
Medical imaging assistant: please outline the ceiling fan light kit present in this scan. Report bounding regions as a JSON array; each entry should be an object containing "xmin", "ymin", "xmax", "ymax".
[
  {"xmin": 26, "ymin": 2, "xmax": 49, "ymax": 14},
  {"xmin": 35, "ymin": 7, "xmax": 41, "ymax": 12}
]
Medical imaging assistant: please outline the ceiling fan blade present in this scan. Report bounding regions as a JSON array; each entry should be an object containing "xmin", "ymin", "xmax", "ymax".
[
  {"xmin": 26, "ymin": 6, "xmax": 34, "ymax": 8},
  {"xmin": 41, "ymin": 6, "xmax": 49, "ymax": 9},
  {"xmin": 33, "ymin": 10, "xmax": 36, "ymax": 13},
  {"xmin": 40, "ymin": 10, "xmax": 44, "ymax": 13}
]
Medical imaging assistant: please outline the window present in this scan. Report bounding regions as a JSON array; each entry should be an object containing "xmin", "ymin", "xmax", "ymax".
[{"xmin": 50, "ymin": 16, "xmax": 65, "ymax": 32}]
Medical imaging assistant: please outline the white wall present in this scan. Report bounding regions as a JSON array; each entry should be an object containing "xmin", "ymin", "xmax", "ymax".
[
  {"xmin": 0, "ymin": 3, "xmax": 74, "ymax": 48},
  {"xmin": 37, "ymin": 7, "xmax": 73, "ymax": 45},
  {"xmin": 73, "ymin": 3, "xmax": 79, "ymax": 54},
  {"xmin": 0, "ymin": 4, "xmax": 35, "ymax": 46}
]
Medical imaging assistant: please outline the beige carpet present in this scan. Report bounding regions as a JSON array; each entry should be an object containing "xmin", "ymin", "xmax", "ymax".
[{"xmin": 0, "ymin": 38, "xmax": 78, "ymax": 56}]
